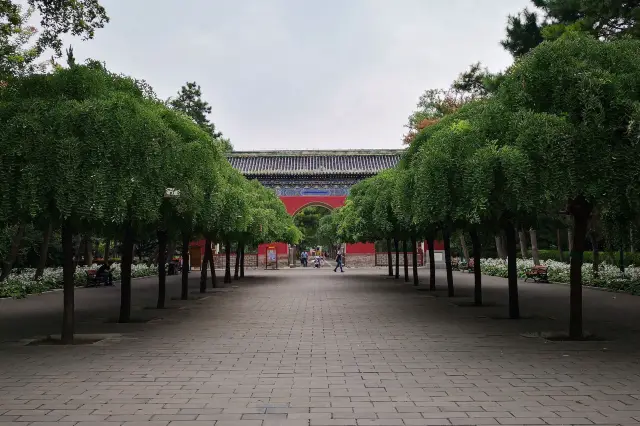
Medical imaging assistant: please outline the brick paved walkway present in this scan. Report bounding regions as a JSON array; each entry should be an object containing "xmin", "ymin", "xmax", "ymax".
[{"xmin": 0, "ymin": 269, "xmax": 639, "ymax": 425}]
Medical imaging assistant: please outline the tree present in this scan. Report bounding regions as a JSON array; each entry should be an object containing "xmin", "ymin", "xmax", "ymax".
[
  {"xmin": 294, "ymin": 206, "xmax": 331, "ymax": 249},
  {"xmin": 152, "ymin": 106, "xmax": 223, "ymax": 308},
  {"xmin": 498, "ymin": 33, "xmax": 640, "ymax": 337},
  {"xmin": 317, "ymin": 213, "xmax": 342, "ymax": 253},
  {"xmin": 393, "ymin": 168, "xmax": 420, "ymax": 285},
  {"xmin": 0, "ymin": 61, "xmax": 177, "ymax": 340},
  {"xmin": 404, "ymin": 63, "xmax": 499, "ymax": 145},
  {"xmin": 168, "ymin": 81, "xmax": 230, "ymax": 149},
  {"xmin": 411, "ymin": 118, "xmax": 482, "ymax": 297},
  {"xmin": 501, "ymin": 9, "xmax": 544, "ymax": 58},
  {"xmin": 502, "ymin": 0, "xmax": 640, "ymax": 58},
  {"xmin": 403, "ymin": 89, "xmax": 468, "ymax": 144},
  {"xmin": 1, "ymin": 0, "xmax": 108, "ymax": 59},
  {"xmin": 0, "ymin": 6, "xmax": 47, "ymax": 80},
  {"xmin": 452, "ymin": 62, "xmax": 493, "ymax": 98}
]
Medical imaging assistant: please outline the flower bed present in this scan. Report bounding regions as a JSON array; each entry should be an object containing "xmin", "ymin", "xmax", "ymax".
[
  {"xmin": 0, "ymin": 263, "xmax": 157, "ymax": 299},
  {"xmin": 479, "ymin": 258, "xmax": 640, "ymax": 295}
]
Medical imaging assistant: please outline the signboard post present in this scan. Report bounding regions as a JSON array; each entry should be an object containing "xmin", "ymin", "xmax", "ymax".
[{"xmin": 266, "ymin": 246, "xmax": 278, "ymax": 270}]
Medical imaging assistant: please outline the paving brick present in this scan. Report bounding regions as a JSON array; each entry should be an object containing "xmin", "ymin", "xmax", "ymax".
[{"xmin": 0, "ymin": 270, "xmax": 638, "ymax": 426}]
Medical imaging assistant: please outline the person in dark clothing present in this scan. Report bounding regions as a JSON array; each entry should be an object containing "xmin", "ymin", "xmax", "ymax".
[
  {"xmin": 97, "ymin": 262, "xmax": 114, "ymax": 286},
  {"xmin": 334, "ymin": 251, "xmax": 344, "ymax": 273}
]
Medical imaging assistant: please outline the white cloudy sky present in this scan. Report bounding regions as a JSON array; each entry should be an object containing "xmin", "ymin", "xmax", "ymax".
[{"xmin": 66, "ymin": 0, "xmax": 531, "ymax": 151}]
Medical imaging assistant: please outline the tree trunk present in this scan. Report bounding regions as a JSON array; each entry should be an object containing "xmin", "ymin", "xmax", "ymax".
[
  {"xmin": 118, "ymin": 224, "xmax": 134, "ymax": 323},
  {"xmin": 61, "ymin": 221, "xmax": 75, "ymax": 344},
  {"xmin": 411, "ymin": 236, "xmax": 419, "ymax": 286},
  {"xmin": 234, "ymin": 243, "xmax": 240, "ymax": 280},
  {"xmin": 104, "ymin": 239, "xmax": 111, "ymax": 263},
  {"xmin": 529, "ymin": 228, "xmax": 540, "ymax": 265},
  {"xmin": 505, "ymin": 224, "xmax": 520, "ymax": 319},
  {"xmin": 459, "ymin": 234, "xmax": 470, "ymax": 261},
  {"xmin": 208, "ymin": 240, "xmax": 216, "ymax": 288},
  {"xmin": 387, "ymin": 239, "xmax": 393, "ymax": 276},
  {"xmin": 443, "ymin": 229, "xmax": 454, "ymax": 297},
  {"xmin": 83, "ymin": 234, "xmax": 93, "ymax": 266},
  {"xmin": 224, "ymin": 240, "xmax": 232, "ymax": 283},
  {"xmin": 590, "ymin": 233, "xmax": 599, "ymax": 278},
  {"xmin": 569, "ymin": 200, "xmax": 591, "ymax": 339},
  {"xmin": 630, "ymin": 226, "xmax": 635, "ymax": 254},
  {"xmin": 394, "ymin": 238, "xmax": 400, "ymax": 279},
  {"xmin": 427, "ymin": 236, "xmax": 436, "ymax": 291},
  {"xmin": 200, "ymin": 239, "xmax": 210, "ymax": 293},
  {"xmin": 156, "ymin": 230, "xmax": 167, "ymax": 309},
  {"xmin": 470, "ymin": 228, "xmax": 482, "ymax": 306},
  {"xmin": 403, "ymin": 240, "xmax": 409, "ymax": 283},
  {"xmin": 557, "ymin": 229, "xmax": 564, "ymax": 262},
  {"xmin": 181, "ymin": 232, "xmax": 189, "ymax": 300},
  {"xmin": 495, "ymin": 235, "xmax": 506, "ymax": 259},
  {"xmin": 240, "ymin": 244, "xmax": 245, "ymax": 278},
  {"xmin": 518, "ymin": 229, "xmax": 528, "ymax": 259},
  {"xmin": 0, "ymin": 222, "xmax": 25, "ymax": 281},
  {"xmin": 34, "ymin": 222, "xmax": 53, "ymax": 280}
]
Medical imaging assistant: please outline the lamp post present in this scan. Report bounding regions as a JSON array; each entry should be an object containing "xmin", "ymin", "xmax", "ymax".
[{"xmin": 164, "ymin": 188, "xmax": 180, "ymax": 198}]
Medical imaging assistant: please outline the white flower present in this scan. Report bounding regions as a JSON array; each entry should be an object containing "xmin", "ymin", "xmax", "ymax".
[
  {"xmin": 479, "ymin": 257, "xmax": 639, "ymax": 290},
  {"xmin": 1, "ymin": 262, "xmax": 157, "ymax": 298}
]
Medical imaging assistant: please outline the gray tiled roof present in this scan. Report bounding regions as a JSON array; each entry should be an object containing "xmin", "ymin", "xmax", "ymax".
[{"xmin": 227, "ymin": 149, "xmax": 403, "ymax": 176}]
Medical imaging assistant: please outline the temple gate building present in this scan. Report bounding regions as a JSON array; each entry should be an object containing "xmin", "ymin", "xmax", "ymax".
[
  {"xmin": 189, "ymin": 149, "xmax": 445, "ymax": 269},
  {"xmin": 225, "ymin": 149, "xmax": 444, "ymax": 268}
]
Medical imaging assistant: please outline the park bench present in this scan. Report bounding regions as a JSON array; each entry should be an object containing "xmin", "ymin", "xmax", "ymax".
[
  {"xmin": 85, "ymin": 269, "xmax": 109, "ymax": 287},
  {"xmin": 524, "ymin": 265, "xmax": 549, "ymax": 283}
]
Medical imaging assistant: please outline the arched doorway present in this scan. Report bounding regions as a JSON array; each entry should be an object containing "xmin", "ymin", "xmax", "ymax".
[{"xmin": 292, "ymin": 204, "xmax": 336, "ymax": 266}]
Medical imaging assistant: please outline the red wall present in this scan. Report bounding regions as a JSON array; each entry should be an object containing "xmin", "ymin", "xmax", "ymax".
[
  {"xmin": 257, "ymin": 242, "xmax": 288, "ymax": 255},
  {"xmin": 279, "ymin": 196, "xmax": 347, "ymax": 215},
  {"xmin": 347, "ymin": 242, "xmax": 375, "ymax": 254},
  {"xmin": 427, "ymin": 240, "xmax": 444, "ymax": 250},
  {"xmin": 191, "ymin": 239, "xmax": 206, "ymax": 255}
]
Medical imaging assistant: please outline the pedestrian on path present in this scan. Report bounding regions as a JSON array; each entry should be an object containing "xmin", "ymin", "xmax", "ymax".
[{"xmin": 334, "ymin": 251, "xmax": 344, "ymax": 273}]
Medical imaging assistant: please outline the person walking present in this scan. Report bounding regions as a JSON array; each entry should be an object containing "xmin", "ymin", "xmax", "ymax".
[{"xmin": 334, "ymin": 251, "xmax": 344, "ymax": 273}]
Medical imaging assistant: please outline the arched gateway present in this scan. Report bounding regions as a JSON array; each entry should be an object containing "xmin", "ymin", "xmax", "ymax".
[{"xmin": 227, "ymin": 149, "xmax": 405, "ymax": 267}]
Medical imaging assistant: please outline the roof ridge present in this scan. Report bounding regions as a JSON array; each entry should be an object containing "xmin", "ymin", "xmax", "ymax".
[
  {"xmin": 227, "ymin": 152, "xmax": 401, "ymax": 177},
  {"xmin": 227, "ymin": 149, "xmax": 404, "ymax": 157}
]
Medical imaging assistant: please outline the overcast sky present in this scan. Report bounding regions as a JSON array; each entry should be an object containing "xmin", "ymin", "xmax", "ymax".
[{"xmin": 68, "ymin": 0, "xmax": 531, "ymax": 151}]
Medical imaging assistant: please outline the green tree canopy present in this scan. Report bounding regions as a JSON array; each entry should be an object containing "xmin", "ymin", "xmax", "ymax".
[
  {"xmin": 168, "ymin": 81, "xmax": 232, "ymax": 151},
  {"xmin": 502, "ymin": 0, "xmax": 640, "ymax": 58},
  {"xmin": 294, "ymin": 206, "xmax": 331, "ymax": 249},
  {"xmin": 1, "ymin": 0, "xmax": 108, "ymax": 62}
]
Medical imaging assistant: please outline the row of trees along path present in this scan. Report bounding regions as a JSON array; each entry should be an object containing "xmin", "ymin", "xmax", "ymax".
[
  {"xmin": 318, "ymin": 34, "xmax": 640, "ymax": 340},
  {"xmin": 0, "ymin": 60, "xmax": 301, "ymax": 344}
]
